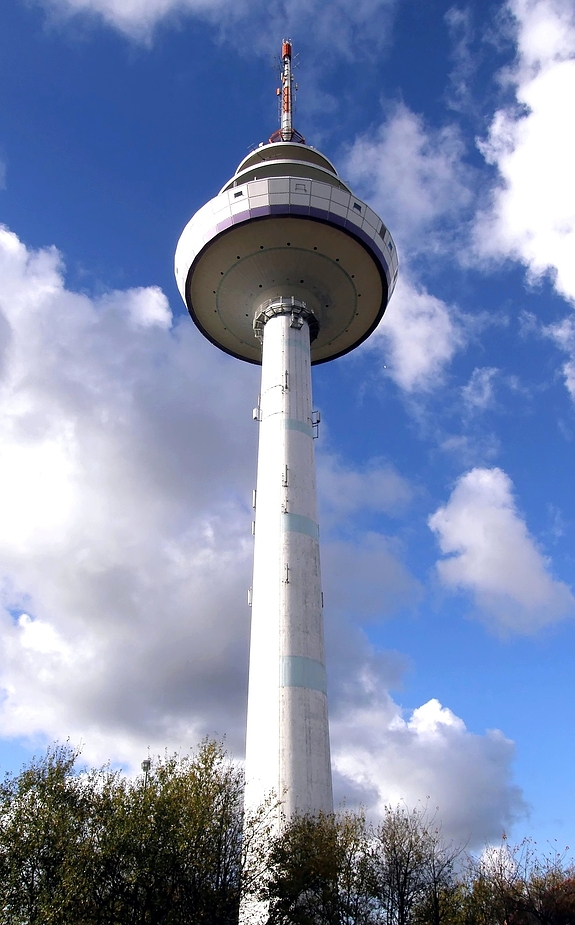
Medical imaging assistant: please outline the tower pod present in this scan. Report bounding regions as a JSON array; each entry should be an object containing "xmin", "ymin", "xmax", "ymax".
[{"xmin": 175, "ymin": 141, "xmax": 398, "ymax": 365}]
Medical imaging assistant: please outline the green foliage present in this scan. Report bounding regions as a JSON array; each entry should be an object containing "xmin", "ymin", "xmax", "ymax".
[
  {"xmin": 0, "ymin": 740, "xmax": 244, "ymax": 924},
  {"xmin": 258, "ymin": 805, "xmax": 462, "ymax": 925},
  {"xmin": 1, "ymin": 746, "xmax": 574, "ymax": 925},
  {"xmin": 261, "ymin": 811, "xmax": 374, "ymax": 925}
]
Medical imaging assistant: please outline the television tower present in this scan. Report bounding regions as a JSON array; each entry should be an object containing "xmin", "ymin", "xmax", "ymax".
[{"xmin": 175, "ymin": 41, "xmax": 397, "ymax": 821}]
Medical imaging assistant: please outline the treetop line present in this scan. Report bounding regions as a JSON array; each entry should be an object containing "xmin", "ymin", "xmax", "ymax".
[{"xmin": 1, "ymin": 742, "xmax": 573, "ymax": 925}]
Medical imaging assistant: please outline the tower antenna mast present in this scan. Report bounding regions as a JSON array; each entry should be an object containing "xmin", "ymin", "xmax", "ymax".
[
  {"xmin": 280, "ymin": 40, "xmax": 293, "ymax": 141},
  {"xmin": 270, "ymin": 40, "xmax": 305, "ymax": 144}
]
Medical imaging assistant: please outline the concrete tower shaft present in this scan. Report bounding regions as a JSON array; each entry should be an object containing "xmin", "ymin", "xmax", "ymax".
[{"xmin": 246, "ymin": 299, "xmax": 332, "ymax": 817}]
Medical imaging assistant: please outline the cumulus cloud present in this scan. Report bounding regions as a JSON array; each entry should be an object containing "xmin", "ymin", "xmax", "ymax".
[
  {"xmin": 345, "ymin": 102, "xmax": 473, "ymax": 255},
  {"xmin": 0, "ymin": 224, "xmax": 259, "ymax": 767},
  {"xmin": 320, "ymin": 518, "xmax": 523, "ymax": 847},
  {"xmin": 0, "ymin": 224, "xmax": 524, "ymax": 839},
  {"xmin": 344, "ymin": 106, "xmax": 471, "ymax": 391},
  {"xmin": 429, "ymin": 467, "xmax": 574, "ymax": 633},
  {"xmin": 474, "ymin": 0, "xmax": 575, "ymax": 405},
  {"xmin": 474, "ymin": 0, "xmax": 575, "ymax": 304},
  {"xmin": 364, "ymin": 275, "xmax": 466, "ymax": 392},
  {"xmin": 331, "ymin": 671, "xmax": 526, "ymax": 846},
  {"xmin": 0, "ymin": 226, "xmax": 418, "ymax": 768},
  {"xmin": 103, "ymin": 285, "xmax": 173, "ymax": 329}
]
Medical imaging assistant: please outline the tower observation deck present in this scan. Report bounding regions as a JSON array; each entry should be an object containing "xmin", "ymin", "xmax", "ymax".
[{"xmin": 175, "ymin": 41, "xmax": 397, "ymax": 823}]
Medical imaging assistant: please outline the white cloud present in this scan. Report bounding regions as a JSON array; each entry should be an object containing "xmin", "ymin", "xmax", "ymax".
[
  {"xmin": 37, "ymin": 0, "xmax": 396, "ymax": 49},
  {"xmin": 345, "ymin": 103, "xmax": 473, "ymax": 255},
  {"xmin": 439, "ymin": 432, "xmax": 501, "ymax": 468},
  {"xmin": 0, "ymin": 225, "xmax": 525, "ymax": 841},
  {"xmin": 545, "ymin": 314, "xmax": 575, "ymax": 401},
  {"xmin": 343, "ymin": 105, "xmax": 472, "ymax": 392},
  {"xmin": 474, "ymin": 0, "xmax": 575, "ymax": 304},
  {"xmin": 318, "ymin": 454, "xmax": 413, "ymax": 525},
  {"xmin": 42, "ymin": 0, "xmax": 223, "ymax": 40},
  {"xmin": 462, "ymin": 366, "xmax": 499, "ymax": 410},
  {"xmin": 331, "ymin": 671, "xmax": 526, "ymax": 847},
  {"xmin": 365, "ymin": 275, "xmax": 466, "ymax": 392},
  {"xmin": 429, "ymin": 467, "xmax": 574, "ymax": 633},
  {"xmin": 323, "ymin": 533, "xmax": 420, "ymax": 624},
  {"xmin": 445, "ymin": 5, "xmax": 477, "ymax": 113},
  {"xmin": 0, "ymin": 225, "xmax": 418, "ymax": 773},
  {"xmin": 103, "ymin": 285, "xmax": 172, "ymax": 329},
  {"xmin": 321, "ymin": 522, "xmax": 524, "ymax": 847},
  {"xmin": 0, "ymin": 224, "xmax": 259, "ymax": 767}
]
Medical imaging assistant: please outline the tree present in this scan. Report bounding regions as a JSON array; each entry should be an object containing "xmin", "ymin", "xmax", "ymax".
[
  {"xmin": 462, "ymin": 838, "xmax": 575, "ymax": 925},
  {"xmin": 0, "ymin": 740, "xmax": 245, "ymax": 924},
  {"xmin": 261, "ymin": 804, "xmax": 464, "ymax": 925},
  {"xmin": 371, "ymin": 805, "xmax": 460, "ymax": 925},
  {"xmin": 261, "ymin": 811, "xmax": 375, "ymax": 925},
  {"xmin": 3, "ymin": 746, "xmax": 575, "ymax": 925},
  {"xmin": 0, "ymin": 743, "xmax": 91, "ymax": 923}
]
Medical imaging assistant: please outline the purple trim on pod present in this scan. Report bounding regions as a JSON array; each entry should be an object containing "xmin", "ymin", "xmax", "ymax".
[
  {"xmin": 309, "ymin": 207, "xmax": 329, "ymax": 222},
  {"xmin": 201, "ymin": 202, "xmax": 393, "ymax": 288},
  {"xmin": 289, "ymin": 204, "xmax": 310, "ymax": 216}
]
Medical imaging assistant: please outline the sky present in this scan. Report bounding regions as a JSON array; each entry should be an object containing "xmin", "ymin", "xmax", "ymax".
[{"xmin": 0, "ymin": 0, "xmax": 574, "ymax": 852}]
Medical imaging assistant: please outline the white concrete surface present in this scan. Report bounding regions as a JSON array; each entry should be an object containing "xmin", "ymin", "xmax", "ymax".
[{"xmin": 244, "ymin": 305, "xmax": 333, "ymax": 823}]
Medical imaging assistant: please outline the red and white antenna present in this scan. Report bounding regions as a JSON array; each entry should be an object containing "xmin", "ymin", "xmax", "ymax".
[
  {"xmin": 280, "ymin": 40, "xmax": 293, "ymax": 141},
  {"xmin": 269, "ymin": 40, "xmax": 305, "ymax": 144}
]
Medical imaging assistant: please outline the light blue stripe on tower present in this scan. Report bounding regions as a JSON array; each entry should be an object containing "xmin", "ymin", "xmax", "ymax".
[
  {"xmin": 280, "ymin": 656, "xmax": 327, "ymax": 694},
  {"xmin": 285, "ymin": 418, "xmax": 313, "ymax": 438},
  {"xmin": 282, "ymin": 512, "xmax": 319, "ymax": 540},
  {"xmin": 287, "ymin": 335, "xmax": 312, "ymax": 355}
]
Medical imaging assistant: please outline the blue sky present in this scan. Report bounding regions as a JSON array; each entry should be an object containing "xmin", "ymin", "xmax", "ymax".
[{"xmin": 1, "ymin": 0, "xmax": 575, "ymax": 850}]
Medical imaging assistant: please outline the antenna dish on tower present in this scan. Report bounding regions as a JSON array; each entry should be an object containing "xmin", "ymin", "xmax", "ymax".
[{"xmin": 269, "ymin": 40, "xmax": 306, "ymax": 144}]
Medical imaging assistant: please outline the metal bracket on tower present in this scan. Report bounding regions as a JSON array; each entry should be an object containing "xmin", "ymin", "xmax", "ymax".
[
  {"xmin": 312, "ymin": 410, "xmax": 321, "ymax": 438},
  {"xmin": 253, "ymin": 296, "xmax": 319, "ymax": 343}
]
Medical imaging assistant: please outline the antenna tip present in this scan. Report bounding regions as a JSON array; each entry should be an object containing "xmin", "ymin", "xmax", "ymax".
[{"xmin": 282, "ymin": 40, "xmax": 292, "ymax": 59}]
